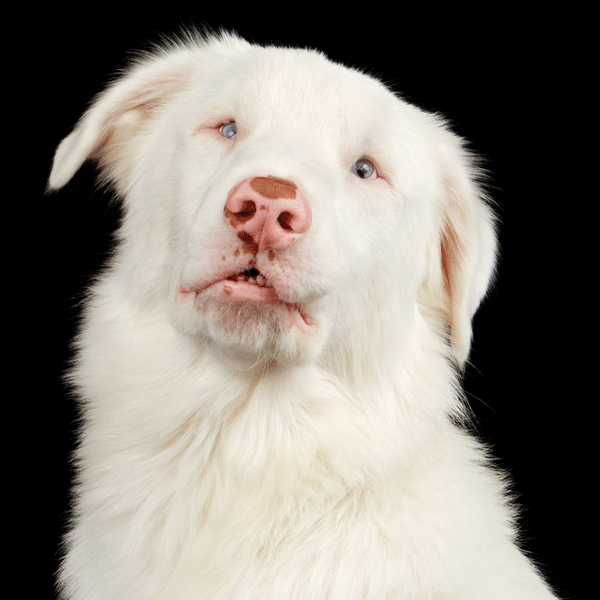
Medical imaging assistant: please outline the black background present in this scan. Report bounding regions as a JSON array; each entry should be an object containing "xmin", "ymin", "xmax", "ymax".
[{"xmin": 26, "ymin": 7, "xmax": 588, "ymax": 599}]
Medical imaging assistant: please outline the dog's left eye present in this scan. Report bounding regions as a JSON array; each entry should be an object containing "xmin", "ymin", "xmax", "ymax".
[
  {"xmin": 351, "ymin": 157, "xmax": 377, "ymax": 180},
  {"xmin": 219, "ymin": 122, "xmax": 238, "ymax": 139}
]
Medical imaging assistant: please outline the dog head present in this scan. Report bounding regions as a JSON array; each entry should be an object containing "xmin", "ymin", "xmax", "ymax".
[{"xmin": 49, "ymin": 33, "xmax": 496, "ymax": 370}]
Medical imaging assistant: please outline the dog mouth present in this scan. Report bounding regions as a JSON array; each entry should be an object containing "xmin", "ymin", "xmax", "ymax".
[
  {"xmin": 218, "ymin": 266, "xmax": 278, "ymax": 303},
  {"xmin": 181, "ymin": 267, "xmax": 316, "ymax": 336},
  {"xmin": 225, "ymin": 267, "xmax": 272, "ymax": 288}
]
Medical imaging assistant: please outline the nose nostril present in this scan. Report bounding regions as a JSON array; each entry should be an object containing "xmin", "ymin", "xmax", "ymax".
[
  {"xmin": 236, "ymin": 200, "xmax": 256, "ymax": 222},
  {"xmin": 225, "ymin": 200, "xmax": 256, "ymax": 227},
  {"xmin": 277, "ymin": 211, "xmax": 294, "ymax": 231}
]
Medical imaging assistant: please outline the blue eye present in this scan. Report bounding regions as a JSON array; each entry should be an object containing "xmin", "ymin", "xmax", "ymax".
[
  {"xmin": 351, "ymin": 157, "xmax": 376, "ymax": 179},
  {"xmin": 219, "ymin": 122, "xmax": 238, "ymax": 139}
]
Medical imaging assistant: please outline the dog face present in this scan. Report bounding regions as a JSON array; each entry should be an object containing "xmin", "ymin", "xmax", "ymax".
[{"xmin": 50, "ymin": 34, "xmax": 496, "ymax": 369}]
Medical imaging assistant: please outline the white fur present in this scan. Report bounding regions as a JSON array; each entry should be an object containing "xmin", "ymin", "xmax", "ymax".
[{"xmin": 50, "ymin": 33, "xmax": 556, "ymax": 599}]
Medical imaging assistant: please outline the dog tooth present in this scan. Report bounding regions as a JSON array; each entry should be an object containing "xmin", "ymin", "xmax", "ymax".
[
  {"xmin": 256, "ymin": 274, "xmax": 265, "ymax": 286},
  {"xmin": 248, "ymin": 278, "xmax": 256, "ymax": 285}
]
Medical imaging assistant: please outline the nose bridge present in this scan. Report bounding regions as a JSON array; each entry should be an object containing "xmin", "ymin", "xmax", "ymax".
[{"xmin": 224, "ymin": 176, "xmax": 312, "ymax": 252}]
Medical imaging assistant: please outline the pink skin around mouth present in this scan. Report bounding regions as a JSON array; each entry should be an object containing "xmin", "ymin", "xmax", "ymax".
[{"xmin": 177, "ymin": 279, "xmax": 316, "ymax": 336}]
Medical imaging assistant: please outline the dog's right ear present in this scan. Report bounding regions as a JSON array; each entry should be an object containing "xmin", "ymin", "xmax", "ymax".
[{"xmin": 48, "ymin": 48, "xmax": 201, "ymax": 192}]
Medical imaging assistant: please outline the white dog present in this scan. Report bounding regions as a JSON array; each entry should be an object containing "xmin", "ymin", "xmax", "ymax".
[{"xmin": 50, "ymin": 33, "xmax": 557, "ymax": 599}]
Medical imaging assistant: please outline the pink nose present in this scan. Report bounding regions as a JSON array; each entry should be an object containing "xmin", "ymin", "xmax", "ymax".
[{"xmin": 224, "ymin": 176, "xmax": 311, "ymax": 252}]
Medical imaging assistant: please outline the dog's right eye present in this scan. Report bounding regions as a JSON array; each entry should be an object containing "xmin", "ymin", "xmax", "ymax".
[
  {"xmin": 219, "ymin": 122, "xmax": 238, "ymax": 139},
  {"xmin": 351, "ymin": 157, "xmax": 377, "ymax": 180}
]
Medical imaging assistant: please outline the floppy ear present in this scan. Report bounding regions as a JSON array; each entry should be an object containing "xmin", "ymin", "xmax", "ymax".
[
  {"xmin": 48, "ymin": 47, "xmax": 201, "ymax": 192},
  {"xmin": 426, "ymin": 133, "xmax": 497, "ymax": 367}
]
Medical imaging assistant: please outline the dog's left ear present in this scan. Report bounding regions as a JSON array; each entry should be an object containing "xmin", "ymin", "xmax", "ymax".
[{"xmin": 423, "ymin": 129, "xmax": 497, "ymax": 367}]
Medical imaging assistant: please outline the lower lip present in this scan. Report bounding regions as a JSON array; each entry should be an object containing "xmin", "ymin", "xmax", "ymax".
[
  {"xmin": 209, "ymin": 279, "xmax": 279, "ymax": 302},
  {"xmin": 177, "ymin": 281, "xmax": 317, "ymax": 336}
]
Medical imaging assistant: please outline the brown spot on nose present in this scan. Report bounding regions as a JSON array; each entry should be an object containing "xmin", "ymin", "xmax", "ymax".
[{"xmin": 250, "ymin": 176, "xmax": 297, "ymax": 199}]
